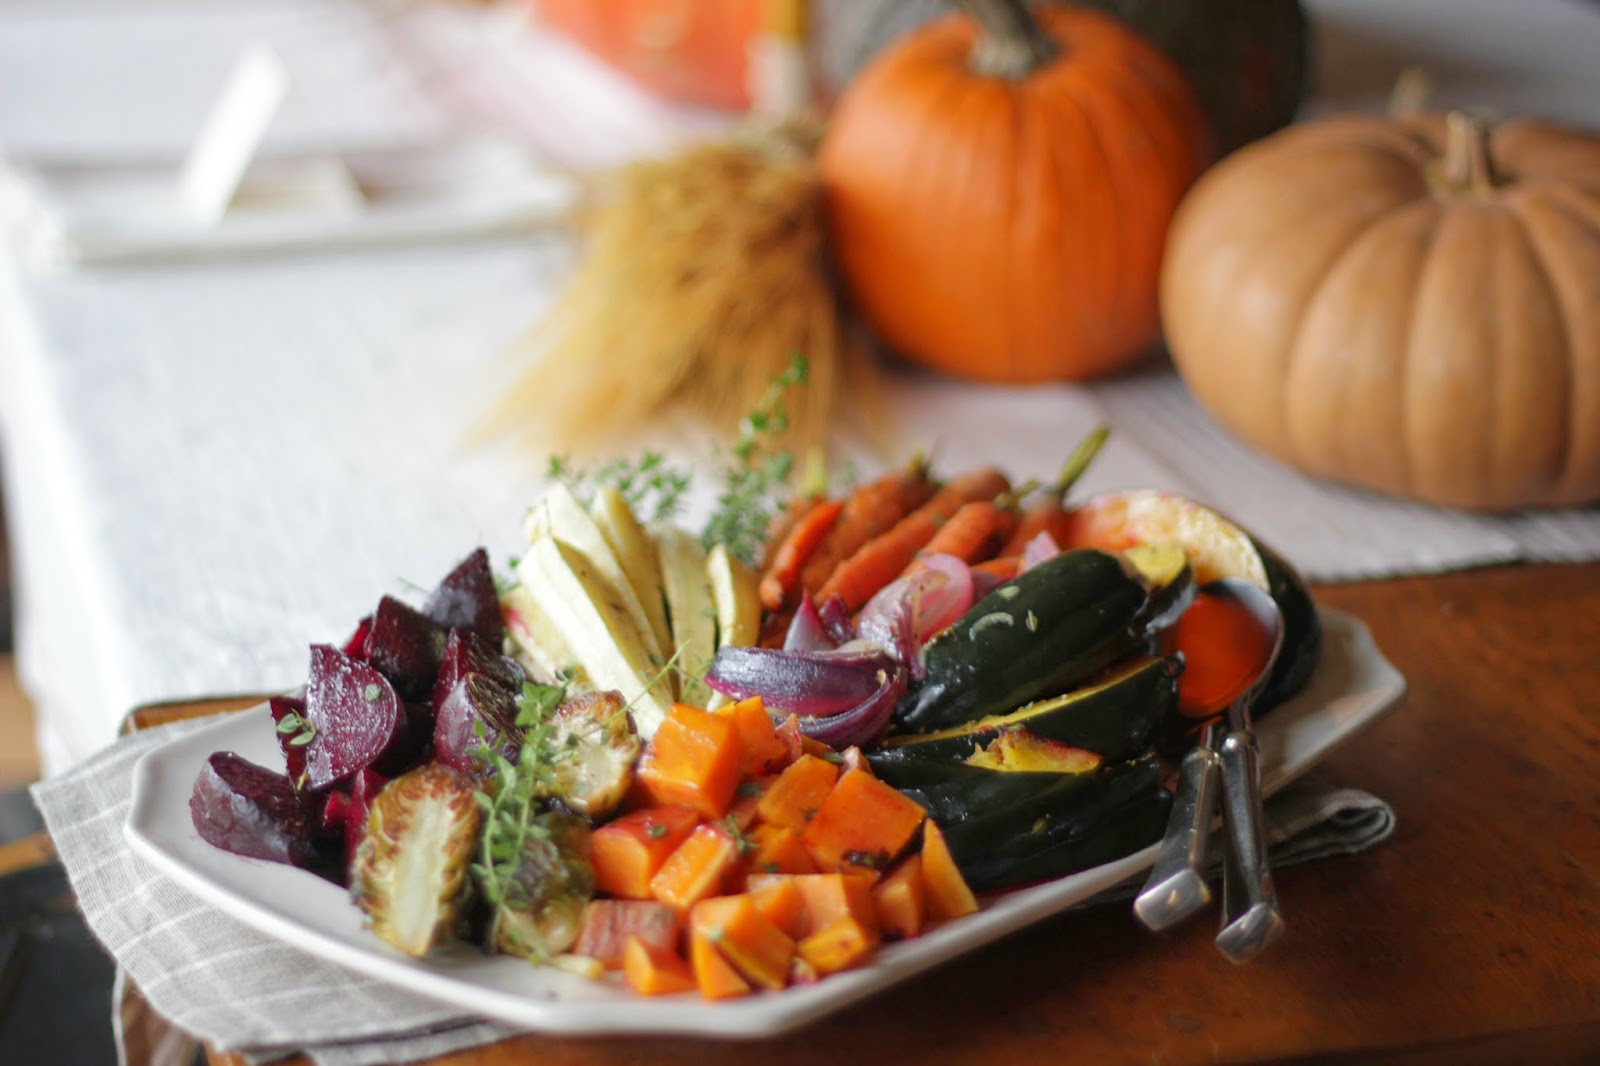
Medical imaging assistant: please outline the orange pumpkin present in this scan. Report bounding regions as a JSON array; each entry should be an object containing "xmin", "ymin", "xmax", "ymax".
[
  {"xmin": 818, "ymin": 0, "xmax": 1209, "ymax": 383},
  {"xmin": 1162, "ymin": 111, "xmax": 1600, "ymax": 511},
  {"xmin": 534, "ymin": 0, "xmax": 766, "ymax": 110}
]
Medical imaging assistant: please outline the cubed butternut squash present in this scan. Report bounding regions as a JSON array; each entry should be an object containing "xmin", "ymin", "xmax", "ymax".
[
  {"xmin": 755, "ymin": 753, "xmax": 839, "ymax": 831},
  {"xmin": 689, "ymin": 894, "xmax": 795, "ymax": 991},
  {"xmin": 588, "ymin": 805, "xmax": 700, "ymax": 899},
  {"xmin": 650, "ymin": 822, "xmax": 742, "ymax": 912},
  {"xmin": 920, "ymin": 820, "xmax": 979, "ymax": 921},
  {"xmin": 768, "ymin": 872, "xmax": 876, "ymax": 939},
  {"xmin": 622, "ymin": 936, "xmax": 696, "ymax": 996},
  {"xmin": 871, "ymin": 855, "xmax": 925, "ymax": 941},
  {"xmin": 746, "ymin": 875, "xmax": 807, "ymax": 939},
  {"xmin": 746, "ymin": 823, "xmax": 817, "ymax": 878},
  {"xmin": 635, "ymin": 704, "xmax": 744, "ymax": 818},
  {"xmin": 689, "ymin": 928, "xmax": 751, "ymax": 1000},
  {"xmin": 797, "ymin": 912, "xmax": 878, "ymax": 974},
  {"xmin": 718, "ymin": 697, "xmax": 792, "ymax": 775},
  {"xmin": 800, "ymin": 768, "xmax": 926, "ymax": 877}
]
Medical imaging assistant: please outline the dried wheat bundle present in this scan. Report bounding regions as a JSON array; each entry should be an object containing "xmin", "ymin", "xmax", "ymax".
[{"xmin": 487, "ymin": 121, "xmax": 876, "ymax": 457}]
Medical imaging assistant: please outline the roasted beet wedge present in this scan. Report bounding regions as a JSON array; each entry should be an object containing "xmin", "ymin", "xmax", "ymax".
[
  {"xmin": 362, "ymin": 596, "xmax": 447, "ymax": 699},
  {"xmin": 269, "ymin": 694, "xmax": 310, "ymax": 787},
  {"xmin": 303, "ymin": 644, "xmax": 411, "ymax": 791},
  {"xmin": 190, "ymin": 751, "xmax": 327, "ymax": 869},
  {"xmin": 423, "ymin": 547, "xmax": 504, "ymax": 646},
  {"xmin": 430, "ymin": 627, "xmax": 520, "ymax": 710},
  {"xmin": 342, "ymin": 615, "xmax": 374, "ymax": 660},
  {"xmin": 433, "ymin": 673, "xmax": 520, "ymax": 776}
]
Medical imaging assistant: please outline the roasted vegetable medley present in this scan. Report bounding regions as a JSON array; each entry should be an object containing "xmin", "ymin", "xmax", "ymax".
[{"xmin": 189, "ymin": 431, "xmax": 1321, "ymax": 999}]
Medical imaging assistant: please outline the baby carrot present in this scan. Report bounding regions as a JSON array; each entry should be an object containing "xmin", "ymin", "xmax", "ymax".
[
  {"xmin": 915, "ymin": 499, "xmax": 1016, "ymax": 566},
  {"xmin": 759, "ymin": 499, "xmax": 844, "ymax": 611},
  {"xmin": 797, "ymin": 461, "xmax": 935, "ymax": 601},
  {"xmin": 818, "ymin": 467, "xmax": 1011, "ymax": 612},
  {"xmin": 1001, "ymin": 425, "xmax": 1109, "ymax": 555}
]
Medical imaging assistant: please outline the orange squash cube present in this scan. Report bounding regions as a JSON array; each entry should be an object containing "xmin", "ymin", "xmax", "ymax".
[
  {"xmin": 746, "ymin": 875, "xmax": 807, "ymax": 939},
  {"xmin": 718, "ymin": 697, "xmax": 793, "ymax": 775},
  {"xmin": 588, "ymin": 805, "xmax": 701, "ymax": 899},
  {"xmin": 689, "ymin": 928, "xmax": 751, "ymax": 1000},
  {"xmin": 920, "ymin": 820, "xmax": 979, "ymax": 921},
  {"xmin": 755, "ymin": 753, "xmax": 839, "ymax": 831},
  {"xmin": 690, "ymin": 894, "xmax": 796, "ymax": 991},
  {"xmin": 650, "ymin": 823, "xmax": 742, "ymax": 912},
  {"xmin": 622, "ymin": 936, "xmax": 696, "ymax": 996},
  {"xmin": 797, "ymin": 912, "xmax": 878, "ymax": 974},
  {"xmin": 635, "ymin": 704, "xmax": 744, "ymax": 818},
  {"xmin": 746, "ymin": 823, "xmax": 817, "ymax": 878},
  {"xmin": 800, "ymin": 768, "xmax": 926, "ymax": 877},
  {"xmin": 872, "ymin": 855, "xmax": 925, "ymax": 941}
]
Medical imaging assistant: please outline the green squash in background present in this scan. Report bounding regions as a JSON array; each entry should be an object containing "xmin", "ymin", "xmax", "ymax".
[{"xmin": 817, "ymin": 0, "xmax": 1312, "ymax": 156}]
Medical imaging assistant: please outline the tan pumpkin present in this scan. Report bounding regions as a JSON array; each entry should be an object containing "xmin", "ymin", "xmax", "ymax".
[
  {"xmin": 1162, "ymin": 111, "xmax": 1600, "ymax": 511},
  {"xmin": 819, "ymin": 0, "xmax": 1209, "ymax": 383}
]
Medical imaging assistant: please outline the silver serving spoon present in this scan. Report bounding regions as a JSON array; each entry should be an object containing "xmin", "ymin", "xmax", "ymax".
[{"xmin": 1134, "ymin": 579, "xmax": 1285, "ymax": 958}]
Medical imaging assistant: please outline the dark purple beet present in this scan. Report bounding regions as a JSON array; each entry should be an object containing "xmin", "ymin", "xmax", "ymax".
[
  {"xmin": 342, "ymin": 615, "xmax": 373, "ymax": 660},
  {"xmin": 422, "ymin": 548, "xmax": 504, "ymax": 646},
  {"xmin": 303, "ymin": 644, "xmax": 409, "ymax": 791},
  {"xmin": 190, "ymin": 751, "xmax": 321, "ymax": 867},
  {"xmin": 269, "ymin": 694, "xmax": 309, "ymax": 787},
  {"xmin": 362, "ymin": 596, "xmax": 446, "ymax": 699},
  {"xmin": 430, "ymin": 627, "xmax": 519, "ymax": 710},
  {"xmin": 343, "ymin": 767, "xmax": 388, "ymax": 869},
  {"xmin": 433, "ymin": 673, "xmax": 521, "ymax": 776}
]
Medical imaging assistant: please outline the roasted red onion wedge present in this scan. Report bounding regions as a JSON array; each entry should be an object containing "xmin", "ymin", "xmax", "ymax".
[
  {"xmin": 782, "ymin": 595, "xmax": 838, "ymax": 653},
  {"xmin": 705, "ymin": 645, "xmax": 897, "ymax": 717},
  {"xmin": 1020, "ymin": 531, "xmax": 1063, "ymax": 572},
  {"xmin": 794, "ymin": 666, "xmax": 908, "ymax": 749}
]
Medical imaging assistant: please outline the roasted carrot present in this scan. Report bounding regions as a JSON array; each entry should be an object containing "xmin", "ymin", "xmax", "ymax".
[
  {"xmin": 1001, "ymin": 424, "xmax": 1109, "ymax": 555},
  {"xmin": 796, "ymin": 461, "xmax": 935, "ymax": 601},
  {"xmin": 970, "ymin": 554, "xmax": 1020, "ymax": 584},
  {"xmin": 759, "ymin": 498, "xmax": 844, "ymax": 611},
  {"xmin": 817, "ymin": 467, "xmax": 1011, "ymax": 612},
  {"xmin": 915, "ymin": 499, "xmax": 1016, "ymax": 565}
]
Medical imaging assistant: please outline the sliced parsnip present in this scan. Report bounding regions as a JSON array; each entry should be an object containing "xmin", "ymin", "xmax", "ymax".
[
  {"xmin": 499, "ymin": 582, "xmax": 588, "ymax": 690},
  {"xmin": 654, "ymin": 524, "xmax": 717, "ymax": 708},
  {"xmin": 590, "ymin": 487, "xmax": 674, "ymax": 664},
  {"xmin": 524, "ymin": 483, "xmax": 663, "ymax": 665},
  {"xmin": 704, "ymin": 544, "xmax": 761, "ymax": 711},
  {"xmin": 521, "ymin": 535, "xmax": 674, "ymax": 739},
  {"xmin": 706, "ymin": 544, "xmax": 760, "ymax": 650}
]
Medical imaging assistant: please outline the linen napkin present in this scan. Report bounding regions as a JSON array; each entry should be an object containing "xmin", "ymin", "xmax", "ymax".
[{"xmin": 32, "ymin": 717, "xmax": 1394, "ymax": 1066}]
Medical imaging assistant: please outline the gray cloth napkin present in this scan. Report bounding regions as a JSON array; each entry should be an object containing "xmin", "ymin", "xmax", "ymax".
[{"xmin": 32, "ymin": 717, "xmax": 1394, "ymax": 1066}]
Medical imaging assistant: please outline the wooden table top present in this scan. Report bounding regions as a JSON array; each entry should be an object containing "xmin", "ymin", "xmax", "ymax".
[{"xmin": 125, "ymin": 562, "xmax": 1600, "ymax": 1066}]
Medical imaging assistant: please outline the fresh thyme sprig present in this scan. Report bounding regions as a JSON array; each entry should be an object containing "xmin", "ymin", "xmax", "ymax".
[
  {"xmin": 547, "ymin": 451, "xmax": 692, "ymax": 524},
  {"xmin": 469, "ymin": 679, "xmax": 570, "ymax": 921},
  {"xmin": 700, "ymin": 354, "xmax": 807, "ymax": 566},
  {"xmin": 274, "ymin": 710, "xmax": 317, "ymax": 748},
  {"xmin": 542, "ymin": 356, "xmax": 810, "ymax": 567}
]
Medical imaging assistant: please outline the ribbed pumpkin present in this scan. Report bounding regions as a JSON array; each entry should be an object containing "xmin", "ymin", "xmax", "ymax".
[
  {"xmin": 1162, "ymin": 112, "xmax": 1600, "ymax": 511},
  {"xmin": 819, "ymin": 0, "xmax": 1210, "ymax": 384}
]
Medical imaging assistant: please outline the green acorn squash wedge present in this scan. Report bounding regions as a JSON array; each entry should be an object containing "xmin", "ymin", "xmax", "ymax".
[
  {"xmin": 928, "ymin": 753, "xmax": 1171, "ymax": 893},
  {"xmin": 872, "ymin": 654, "xmax": 1180, "ymax": 768},
  {"xmin": 893, "ymin": 546, "xmax": 1194, "ymax": 735}
]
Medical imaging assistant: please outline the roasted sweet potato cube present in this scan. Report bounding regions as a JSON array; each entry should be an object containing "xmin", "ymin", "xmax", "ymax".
[
  {"xmin": 635, "ymin": 704, "xmax": 744, "ymax": 818},
  {"xmin": 589, "ymin": 805, "xmax": 700, "ymax": 900}
]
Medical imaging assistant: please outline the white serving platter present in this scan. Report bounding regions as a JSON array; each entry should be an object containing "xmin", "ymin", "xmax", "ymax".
[{"xmin": 125, "ymin": 606, "xmax": 1403, "ymax": 1038}]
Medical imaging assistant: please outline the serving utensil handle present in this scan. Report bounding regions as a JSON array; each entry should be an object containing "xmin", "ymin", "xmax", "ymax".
[
  {"xmin": 1215, "ymin": 728, "xmax": 1284, "ymax": 961},
  {"xmin": 1134, "ymin": 725, "xmax": 1222, "ymax": 932}
]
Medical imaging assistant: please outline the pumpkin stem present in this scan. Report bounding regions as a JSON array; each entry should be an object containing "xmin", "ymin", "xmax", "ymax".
[
  {"xmin": 1439, "ymin": 111, "xmax": 1498, "ymax": 195},
  {"xmin": 955, "ymin": 0, "xmax": 1057, "ymax": 79}
]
